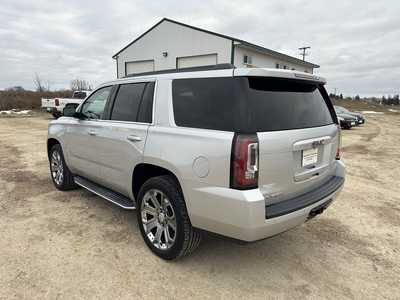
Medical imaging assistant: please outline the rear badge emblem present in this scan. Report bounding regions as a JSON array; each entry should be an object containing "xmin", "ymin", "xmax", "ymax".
[{"xmin": 312, "ymin": 140, "xmax": 323, "ymax": 148}]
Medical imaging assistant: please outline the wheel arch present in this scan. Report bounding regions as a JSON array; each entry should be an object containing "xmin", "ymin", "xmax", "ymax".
[
  {"xmin": 47, "ymin": 138, "xmax": 60, "ymax": 157},
  {"xmin": 132, "ymin": 162, "xmax": 184, "ymax": 201}
]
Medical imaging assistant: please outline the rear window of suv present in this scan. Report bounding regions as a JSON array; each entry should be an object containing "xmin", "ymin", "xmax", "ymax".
[
  {"xmin": 245, "ymin": 77, "xmax": 334, "ymax": 131},
  {"xmin": 172, "ymin": 77, "xmax": 334, "ymax": 132}
]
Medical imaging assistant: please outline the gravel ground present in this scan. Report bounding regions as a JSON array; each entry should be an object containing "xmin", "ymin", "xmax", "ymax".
[{"xmin": 0, "ymin": 112, "xmax": 399, "ymax": 299}]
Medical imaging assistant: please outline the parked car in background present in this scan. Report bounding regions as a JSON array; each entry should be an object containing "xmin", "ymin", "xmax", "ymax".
[
  {"xmin": 336, "ymin": 113, "xmax": 357, "ymax": 129},
  {"xmin": 335, "ymin": 106, "xmax": 365, "ymax": 125},
  {"xmin": 41, "ymin": 90, "xmax": 91, "ymax": 118},
  {"xmin": 47, "ymin": 65, "xmax": 345, "ymax": 259}
]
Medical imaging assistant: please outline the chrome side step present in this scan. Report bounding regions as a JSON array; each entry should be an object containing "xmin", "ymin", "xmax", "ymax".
[{"xmin": 74, "ymin": 176, "xmax": 136, "ymax": 210}]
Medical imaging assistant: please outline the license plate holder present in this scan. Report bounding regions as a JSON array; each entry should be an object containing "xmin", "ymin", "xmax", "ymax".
[{"xmin": 302, "ymin": 148, "xmax": 318, "ymax": 167}]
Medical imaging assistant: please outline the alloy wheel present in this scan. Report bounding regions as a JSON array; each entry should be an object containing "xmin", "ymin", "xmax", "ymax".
[
  {"xmin": 50, "ymin": 150, "xmax": 64, "ymax": 185},
  {"xmin": 141, "ymin": 189, "xmax": 177, "ymax": 250}
]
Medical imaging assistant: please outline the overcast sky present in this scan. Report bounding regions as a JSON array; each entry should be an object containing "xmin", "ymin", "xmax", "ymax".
[{"xmin": 1, "ymin": 0, "xmax": 399, "ymax": 96}]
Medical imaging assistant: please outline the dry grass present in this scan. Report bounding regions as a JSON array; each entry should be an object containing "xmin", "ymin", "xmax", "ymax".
[
  {"xmin": 0, "ymin": 114, "xmax": 399, "ymax": 299},
  {"xmin": 332, "ymin": 99, "xmax": 389, "ymax": 112},
  {"xmin": 0, "ymin": 90, "xmax": 72, "ymax": 110}
]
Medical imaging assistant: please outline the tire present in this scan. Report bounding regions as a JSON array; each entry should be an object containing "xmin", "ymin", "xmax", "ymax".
[
  {"xmin": 52, "ymin": 112, "xmax": 61, "ymax": 119},
  {"xmin": 49, "ymin": 144, "xmax": 77, "ymax": 191},
  {"xmin": 136, "ymin": 175, "xmax": 201, "ymax": 260}
]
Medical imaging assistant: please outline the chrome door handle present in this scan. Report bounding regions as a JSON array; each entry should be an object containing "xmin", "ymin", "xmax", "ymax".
[
  {"xmin": 127, "ymin": 135, "xmax": 142, "ymax": 142},
  {"xmin": 88, "ymin": 130, "xmax": 97, "ymax": 136}
]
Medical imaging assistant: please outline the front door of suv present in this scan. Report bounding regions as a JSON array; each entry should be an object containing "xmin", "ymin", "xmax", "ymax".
[
  {"xmin": 65, "ymin": 85, "xmax": 114, "ymax": 182},
  {"xmin": 93, "ymin": 81, "xmax": 155, "ymax": 198}
]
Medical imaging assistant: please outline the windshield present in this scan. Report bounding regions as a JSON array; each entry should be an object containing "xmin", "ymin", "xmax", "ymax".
[
  {"xmin": 334, "ymin": 106, "xmax": 349, "ymax": 114},
  {"xmin": 172, "ymin": 77, "xmax": 334, "ymax": 132}
]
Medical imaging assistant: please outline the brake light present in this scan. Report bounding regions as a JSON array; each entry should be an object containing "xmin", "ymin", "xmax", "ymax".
[
  {"xmin": 55, "ymin": 99, "xmax": 59, "ymax": 106},
  {"xmin": 230, "ymin": 134, "xmax": 259, "ymax": 189},
  {"xmin": 336, "ymin": 126, "xmax": 342, "ymax": 160}
]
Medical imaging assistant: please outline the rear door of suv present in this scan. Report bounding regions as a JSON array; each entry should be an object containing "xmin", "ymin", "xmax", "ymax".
[{"xmin": 93, "ymin": 80, "xmax": 155, "ymax": 197}]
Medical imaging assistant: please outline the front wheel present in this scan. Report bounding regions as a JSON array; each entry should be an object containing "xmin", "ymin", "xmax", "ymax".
[
  {"xmin": 137, "ymin": 175, "xmax": 201, "ymax": 260},
  {"xmin": 49, "ymin": 144, "xmax": 77, "ymax": 190},
  {"xmin": 52, "ymin": 112, "xmax": 62, "ymax": 119}
]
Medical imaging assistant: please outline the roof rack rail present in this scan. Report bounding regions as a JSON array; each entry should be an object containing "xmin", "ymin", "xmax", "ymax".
[{"xmin": 124, "ymin": 63, "xmax": 235, "ymax": 78}]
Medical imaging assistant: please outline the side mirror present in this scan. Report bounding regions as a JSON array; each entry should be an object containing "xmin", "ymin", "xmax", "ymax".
[
  {"xmin": 73, "ymin": 111, "xmax": 86, "ymax": 119},
  {"xmin": 63, "ymin": 103, "xmax": 79, "ymax": 118}
]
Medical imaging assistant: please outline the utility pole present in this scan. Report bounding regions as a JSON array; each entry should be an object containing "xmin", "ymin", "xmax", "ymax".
[{"xmin": 298, "ymin": 46, "xmax": 311, "ymax": 61}]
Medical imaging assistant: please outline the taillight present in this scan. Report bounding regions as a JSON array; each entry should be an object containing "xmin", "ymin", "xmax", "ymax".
[
  {"xmin": 230, "ymin": 134, "xmax": 259, "ymax": 189},
  {"xmin": 55, "ymin": 99, "xmax": 59, "ymax": 106},
  {"xmin": 336, "ymin": 126, "xmax": 342, "ymax": 160}
]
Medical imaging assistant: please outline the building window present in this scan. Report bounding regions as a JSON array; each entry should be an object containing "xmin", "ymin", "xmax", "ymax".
[
  {"xmin": 283, "ymin": 65, "xmax": 287, "ymax": 69},
  {"xmin": 243, "ymin": 55, "xmax": 252, "ymax": 65},
  {"xmin": 275, "ymin": 63, "xmax": 280, "ymax": 69}
]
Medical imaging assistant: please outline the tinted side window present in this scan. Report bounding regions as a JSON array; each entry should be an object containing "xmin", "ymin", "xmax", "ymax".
[
  {"xmin": 137, "ymin": 82, "xmax": 155, "ymax": 123},
  {"xmin": 172, "ymin": 78, "xmax": 236, "ymax": 131},
  {"xmin": 81, "ymin": 86, "xmax": 112, "ymax": 119},
  {"xmin": 111, "ymin": 83, "xmax": 146, "ymax": 122}
]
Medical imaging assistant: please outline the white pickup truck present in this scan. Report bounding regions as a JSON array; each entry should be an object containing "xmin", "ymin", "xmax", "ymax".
[{"xmin": 41, "ymin": 90, "xmax": 91, "ymax": 118}]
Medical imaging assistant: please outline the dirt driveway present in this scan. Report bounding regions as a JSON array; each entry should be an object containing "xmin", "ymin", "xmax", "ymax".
[{"xmin": 0, "ymin": 113, "xmax": 399, "ymax": 299}]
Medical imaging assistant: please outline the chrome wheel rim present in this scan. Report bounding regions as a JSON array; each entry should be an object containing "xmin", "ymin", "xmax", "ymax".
[
  {"xmin": 50, "ymin": 150, "xmax": 63, "ymax": 185},
  {"xmin": 141, "ymin": 189, "xmax": 177, "ymax": 250}
]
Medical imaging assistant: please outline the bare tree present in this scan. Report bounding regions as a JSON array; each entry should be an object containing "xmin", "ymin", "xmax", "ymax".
[
  {"xmin": 33, "ymin": 73, "xmax": 45, "ymax": 92},
  {"xmin": 45, "ymin": 80, "xmax": 50, "ymax": 92},
  {"xmin": 70, "ymin": 79, "xmax": 92, "ymax": 91},
  {"xmin": 33, "ymin": 73, "xmax": 50, "ymax": 92}
]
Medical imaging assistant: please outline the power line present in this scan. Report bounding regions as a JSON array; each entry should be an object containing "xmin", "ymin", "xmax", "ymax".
[{"xmin": 298, "ymin": 46, "xmax": 311, "ymax": 61}]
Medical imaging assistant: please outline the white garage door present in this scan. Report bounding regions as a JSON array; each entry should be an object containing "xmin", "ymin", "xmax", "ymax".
[
  {"xmin": 177, "ymin": 54, "xmax": 218, "ymax": 69},
  {"xmin": 125, "ymin": 60, "xmax": 154, "ymax": 75}
]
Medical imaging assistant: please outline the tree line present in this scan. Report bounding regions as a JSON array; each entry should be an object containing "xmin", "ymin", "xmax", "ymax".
[
  {"xmin": 5, "ymin": 73, "xmax": 93, "ymax": 92},
  {"xmin": 329, "ymin": 93, "xmax": 400, "ymax": 106}
]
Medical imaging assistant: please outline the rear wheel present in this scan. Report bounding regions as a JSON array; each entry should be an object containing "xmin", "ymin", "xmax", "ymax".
[
  {"xmin": 137, "ymin": 175, "xmax": 201, "ymax": 260},
  {"xmin": 49, "ymin": 144, "xmax": 77, "ymax": 190}
]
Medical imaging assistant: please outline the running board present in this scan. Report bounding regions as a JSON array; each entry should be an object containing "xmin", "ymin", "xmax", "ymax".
[{"xmin": 74, "ymin": 176, "xmax": 136, "ymax": 210}]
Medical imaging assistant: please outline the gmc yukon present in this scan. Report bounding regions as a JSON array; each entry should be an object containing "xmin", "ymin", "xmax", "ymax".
[{"xmin": 47, "ymin": 65, "xmax": 345, "ymax": 260}]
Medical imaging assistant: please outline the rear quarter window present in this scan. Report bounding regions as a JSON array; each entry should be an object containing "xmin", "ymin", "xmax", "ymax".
[{"xmin": 172, "ymin": 77, "xmax": 237, "ymax": 131}]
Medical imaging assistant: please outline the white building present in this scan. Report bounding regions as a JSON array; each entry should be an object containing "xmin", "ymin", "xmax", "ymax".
[{"xmin": 112, "ymin": 18, "xmax": 319, "ymax": 78}]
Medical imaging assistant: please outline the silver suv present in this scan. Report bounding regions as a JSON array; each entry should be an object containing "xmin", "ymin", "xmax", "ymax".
[{"xmin": 47, "ymin": 65, "xmax": 345, "ymax": 260}]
